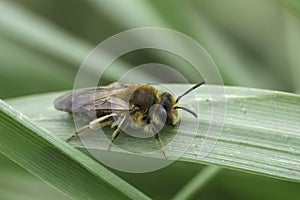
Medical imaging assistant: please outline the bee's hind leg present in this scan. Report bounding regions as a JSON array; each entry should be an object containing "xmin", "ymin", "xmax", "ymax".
[
  {"xmin": 66, "ymin": 124, "xmax": 89, "ymax": 142},
  {"xmin": 66, "ymin": 113, "xmax": 117, "ymax": 142}
]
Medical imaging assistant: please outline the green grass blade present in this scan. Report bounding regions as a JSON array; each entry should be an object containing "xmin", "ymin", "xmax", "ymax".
[
  {"xmin": 6, "ymin": 85, "xmax": 300, "ymax": 182},
  {"xmin": 283, "ymin": 9, "xmax": 300, "ymax": 93},
  {"xmin": 281, "ymin": 0, "xmax": 300, "ymax": 18},
  {"xmin": 87, "ymin": 0, "xmax": 282, "ymax": 88},
  {"xmin": 172, "ymin": 166, "xmax": 221, "ymax": 200},
  {"xmin": 0, "ymin": 100, "xmax": 150, "ymax": 200},
  {"xmin": 0, "ymin": 1, "xmax": 90, "ymax": 65},
  {"xmin": 0, "ymin": 169, "xmax": 70, "ymax": 200},
  {"xmin": 0, "ymin": 1, "xmax": 136, "ymax": 82}
]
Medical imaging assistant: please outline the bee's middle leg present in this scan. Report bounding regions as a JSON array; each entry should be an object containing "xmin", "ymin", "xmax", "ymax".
[{"xmin": 108, "ymin": 115, "xmax": 129, "ymax": 151}]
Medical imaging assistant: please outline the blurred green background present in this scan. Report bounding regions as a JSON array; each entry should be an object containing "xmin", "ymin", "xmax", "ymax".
[{"xmin": 0, "ymin": 0, "xmax": 300, "ymax": 199}]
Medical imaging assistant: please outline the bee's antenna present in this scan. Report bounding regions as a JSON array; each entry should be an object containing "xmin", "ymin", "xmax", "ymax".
[
  {"xmin": 174, "ymin": 106, "xmax": 198, "ymax": 118},
  {"xmin": 175, "ymin": 80, "xmax": 206, "ymax": 103}
]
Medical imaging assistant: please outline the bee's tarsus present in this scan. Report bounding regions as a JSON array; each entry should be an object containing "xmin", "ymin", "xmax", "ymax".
[
  {"xmin": 108, "ymin": 128, "xmax": 122, "ymax": 151},
  {"xmin": 108, "ymin": 129, "xmax": 121, "ymax": 151},
  {"xmin": 162, "ymin": 150, "xmax": 168, "ymax": 160},
  {"xmin": 65, "ymin": 124, "xmax": 90, "ymax": 142},
  {"xmin": 108, "ymin": 143, "xmax": 113, "ymax": 152},
  {"xmin": 154, "ymin": 133, "xmax": 168, "ymax": 160},
  {"xmin": 65, "ymin": 135, "xmax": 75, "ymax": 142}
]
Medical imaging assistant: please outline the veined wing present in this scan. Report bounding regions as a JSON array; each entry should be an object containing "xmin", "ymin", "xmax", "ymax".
[{"xmin": 54, "ymin": 83, "xmax": 131, "ymax": 113}]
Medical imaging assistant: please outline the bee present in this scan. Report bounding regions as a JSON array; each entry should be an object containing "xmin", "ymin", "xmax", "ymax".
[{"xmin": 54, "ymin": 80, "xmax": 205, "ymax": 159}]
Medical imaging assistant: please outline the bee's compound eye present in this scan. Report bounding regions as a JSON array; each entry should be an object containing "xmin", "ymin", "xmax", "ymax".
[
  {"xmin": 148, "ymin": 104, "xmax": 167, "ymax": 132},
  {"xmin": 149, "ymin": 104, "xmax": 167, "ymax": 125},
  {"xmin": 157, "ymin": 106, "xmax": 167, "ymax": 122}
]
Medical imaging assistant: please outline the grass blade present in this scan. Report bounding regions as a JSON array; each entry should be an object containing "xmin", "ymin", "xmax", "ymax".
[
  {"xmin": 6, "ymin": 85, "xmax": 300, "ymax": 182},
  {"xmin": 281, "ymin": 0, "xmax": 300, "ymax": 18},
  {"xmin": 0, "ymin": 100, "xmax": 150, "ymax": 200},
  {"xmin": 0, "ymin": 1, "xmax": 136, "ymax": 82},
  {"xmin": 172, "ymin": 166, "xmax": 221, "ymax": 200}
]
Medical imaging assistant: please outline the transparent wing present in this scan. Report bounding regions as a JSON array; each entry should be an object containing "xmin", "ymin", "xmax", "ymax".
[{"xmin": 54, "ymin": 83, "xmax": 131, "ymax": 113}]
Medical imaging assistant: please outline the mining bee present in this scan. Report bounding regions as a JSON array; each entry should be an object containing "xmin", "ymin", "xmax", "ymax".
[{"xmin": 54, "ymin": 80, "xmax": 205, "ymax": 159}]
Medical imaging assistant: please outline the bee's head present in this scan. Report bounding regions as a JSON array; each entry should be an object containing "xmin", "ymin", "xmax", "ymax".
[
  {"xmin": 159, "ymin": 92, "xmax": 179, "ymax": 126},
  {"xmin": 160, "ymin": 80, "xmax": 206, "ymax": 126}
]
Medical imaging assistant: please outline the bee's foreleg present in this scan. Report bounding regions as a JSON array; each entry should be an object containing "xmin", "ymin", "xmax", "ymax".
[
  {"xmin": 66, "ymin": 113, "xmax": 117, "ymax": 142},
  {"xmin": 108, "ymin": 115, "xmax": 129, "ymax": 151},
  {"xmin": 145, "ymin": 120, "xmax": 168, "ymax": 160}
]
